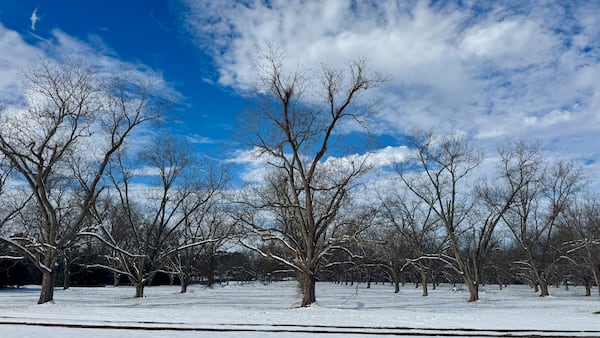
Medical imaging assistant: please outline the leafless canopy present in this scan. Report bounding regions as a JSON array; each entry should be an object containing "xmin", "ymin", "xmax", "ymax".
[
  {"xmin": 237, "ymin": 50, "xmax": 385, "ymax": 306},
  {"xmin": 0, "ymin": 59, "xmax": 164, "ymax": 303}
]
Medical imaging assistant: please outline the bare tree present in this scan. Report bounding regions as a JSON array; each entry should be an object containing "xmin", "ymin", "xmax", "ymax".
[
  {"xmin": 557, "ymin": 194, "xmax": 600, "ymax": 296},
  {"xmin": 84, "ymin": 135, "xmax": 220, "ymax": 297},
  {"xmin": 502, "ymin": 144, "xmax": 584, "ymax": 296},
  {"xmin": 236, "ymin": 51, "xmax": 384, "ymax": 307},
  {"xmin": 398, "ymin": 131, "xmax": 484, "ymax": 301},
  {"xmin": 378, "ymin": 185, "xmax": 444, "ymax": 296},
  {"xmin": 0, "ymin": 60, "xmax": 162, "ymax": 303},
  {"xmin": 168, "ymin": 178, "xmax": 233, "ymax": 293}
]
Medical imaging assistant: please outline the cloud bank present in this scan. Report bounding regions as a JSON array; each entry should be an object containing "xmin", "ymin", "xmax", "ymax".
[{"xmin": 180, "ymin": 0, "xmax": 600, "ymax": 178}]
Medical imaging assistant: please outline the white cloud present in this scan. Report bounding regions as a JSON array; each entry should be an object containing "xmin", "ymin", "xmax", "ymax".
[
  {"xmin": 0, "ymin": 23, "xmax": 180, "ymax": 105},
  {"xmin": 0, "ymin": 22, "xmax": 184, "ymax": 190},
  {"xmin": 460, "ymin": 19, "xmax": 559, "ymax": 69},
  {"xmin": 226, "ymin": 144, "xmax": 411, "ymax": 185},
  {"xmin": 186, "ymin": 134, "xmax": 217, "ymax": 144},
  {"xmin": 30, "ymin": 8, "xmax": 40, "ymax": 31},
  {"xmin": 0, "ymin": 24, "xmax": 41, "ymax": 104},
  {"xmin": 180, "ymin": 0, "xmax": 600, "ymax": 182}
]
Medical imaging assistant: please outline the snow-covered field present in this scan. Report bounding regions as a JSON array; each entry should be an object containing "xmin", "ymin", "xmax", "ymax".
[{"xmin": 0, "ymin": 281, "xmax": 598, "ymax": 337}]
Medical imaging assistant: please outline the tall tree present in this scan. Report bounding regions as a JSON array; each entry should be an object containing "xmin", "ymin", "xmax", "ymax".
[
  {"xmin": 398, "ymin": 131, "xmax": 483, "ymax": 301},
  {"xmin": 398, "ymin": 136, "xmax": 543, "ymax": 301},
  {"xmin": 237, "ymin": 51, "xmax": 384, "ymax": 307},
  {"xmin": 169, "ymin": 172, "xmax": 232, "ymax": 293},
  {"xmin": 0, "ymin": 60, "xmax": 163, "ymax": 303},
  {"xmin": 502, "ymin": 145, "xmax": 584, "ymax": 296}
]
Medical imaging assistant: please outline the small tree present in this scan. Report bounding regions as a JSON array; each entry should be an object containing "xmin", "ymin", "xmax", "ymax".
[
  {"xmin": 85, "ymin": 135, "xmax": 220, "ymax": 297},
  {"xmin": 378, "ymin": 187, "xmax": 444, "ymax": 296},
  {"xmin": 170, "ymin": 185, "xmax": 233, "ymax": 293},
  {"xmin": 559, "ymin": 194, "xmax": 600, "ymax": 296}
]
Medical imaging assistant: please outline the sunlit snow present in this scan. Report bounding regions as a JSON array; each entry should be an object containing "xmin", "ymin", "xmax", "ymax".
[{"xmin": 0, "ymin": 281, "xmax": 598, "ymax": 337}]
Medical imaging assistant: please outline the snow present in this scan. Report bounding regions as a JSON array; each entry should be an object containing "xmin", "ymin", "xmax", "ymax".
[{"xmin": 0, "ymin": 281, "xmax": 599, "ymax": 337}]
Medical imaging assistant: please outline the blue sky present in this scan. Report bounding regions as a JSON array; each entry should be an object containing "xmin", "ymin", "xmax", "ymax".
[
  {"xmin": 0, "ymin": 0, "xmax": 248, "ymax": 158},
  {"xmin": 1, "ymin": 0, "xmax": 599, "ymax": 187}
]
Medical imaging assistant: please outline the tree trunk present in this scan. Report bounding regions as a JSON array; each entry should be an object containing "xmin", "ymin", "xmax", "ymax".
[
  {"xmin": 454, "ymin": 251, "xmax": 479, "ymax": 301},
  {"xmin": 467, "ymin": 281, "xmax": 479, "ymax": 302},
  {"xmin": 585, "ymin": 282, "xmax": 591, "ymax": 297},
  {"xmin": 420, "ymin": 269, "xmax": 428, "ymax": 297},
  {"xmin": 206, "ymin": 255, "xmax": 215, "ymax": 288},
  {"xmin": 113, "ymin": 272, "xmax": 120, "ymax": 287},
  {"xmin": 135, "ymin": 282, "xmax": 145, "ymax": 298},
  {"xmin": 180, "ymin": 274, "xmax": 189, "ymax": 294},
  {"xmin": 538, "ymin": 280, "xmax": 549, "ymax": 297},
  {"xmin": 62, "ymin": 256, "xmax": 70, "ymax": 290},
  {"xmin": 299, "ymin": 272, "xmax": 316, "ymax": 307},
  {"xmin": 38, "ymin": 269, "xmax": 57, "ymax": 304},
  {"xmin": 591, "ymin": 267, "xmax": 600, "ymax": 297}
]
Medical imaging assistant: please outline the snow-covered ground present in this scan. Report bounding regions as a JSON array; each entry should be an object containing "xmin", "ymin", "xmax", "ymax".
[{"xmin": 0, "ymin": 281, "xmax": 598, "ymax": 337}]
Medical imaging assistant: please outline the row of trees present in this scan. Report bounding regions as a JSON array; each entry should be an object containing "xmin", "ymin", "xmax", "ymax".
[{"xmin": 0, "ymin": 56, "xmax": 598, "ymax": 307}]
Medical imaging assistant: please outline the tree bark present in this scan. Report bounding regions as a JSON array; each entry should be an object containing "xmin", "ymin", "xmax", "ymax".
[
  {"xmin": 113, "ymin": 272, "xmax": 120, "ymax": 287},
  {"xmin": 591, "ymin": 267, "xmax": 600, "ymax": 297},
  {"xmin": 62, "ymin": 256, "xmax": 70, "ymax": 290},
  {"xmin": 419, "ymin": 268, "xmax": 428, "ymax": 297},
  {"xmin": 468, "ymin": 281, "xmax": 479, "ymax": 302},
  {"xmin": 300, "ymin": 272, "xmax": 316, "ymax": 307},
  {"xmin": 38, "ymin": 269, "xmax": 57, "ymax": 304},
  {"xmin": 135, "ymin": 282, "xmax": 145, "ymax": 298},
  {"xmin": 180, "ymin": 274, "xmax": 189, "ymax": 294},
  {"xmin": 585, "ymin": 281, "xmax": 591, "ymax": 297},
  {"xmin": 206, "ymin": 255, "xmax": 215, "ymax": 288},
  {"xmin": 390, "ymin": 265, "xmax": 400, "ymax": 293},
  {"xmin": 538, "ymin": 280, "xmax": 549, "ymax": 297}
]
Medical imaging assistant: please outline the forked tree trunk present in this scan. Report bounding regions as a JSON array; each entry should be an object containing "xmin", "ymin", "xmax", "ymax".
[
  {"xmin": 38, "ymin": 269, "xmax": 57, "ymax": 304},
  {"xmin": 452, "ymin": 244, "xmax": 479, "ymax": 302},
  {"xmin": 537, "ymin": 274, "xmax": 549, "ymax": 297},
  {"xmin": 457, "ymin": 257, "xmax": 479, "ymax": 301}
]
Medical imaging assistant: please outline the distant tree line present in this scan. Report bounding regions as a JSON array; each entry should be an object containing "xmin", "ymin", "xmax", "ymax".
[{"xmin": 0, "ymin": 56, "xmax": 598, "ymax": 306}]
